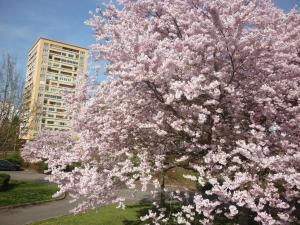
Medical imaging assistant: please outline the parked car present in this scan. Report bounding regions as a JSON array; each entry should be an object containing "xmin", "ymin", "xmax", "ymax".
[{"xmin": 0, "ymin": 160, "xmax": 22, "ymax": 171}]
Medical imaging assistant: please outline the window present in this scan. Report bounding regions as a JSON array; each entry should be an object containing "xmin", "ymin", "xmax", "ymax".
[
  {"xmin": 61, "ymin": 71, "xmax": 72, "ymax": 76},
  {"xmin": 61, "ymin": 65, "xmax": 72, "ymax": 70},
  {"xmin": 47, "ymin": 68, "xmax": 59, "ymax": 73},
  {"xmin": 47, "ymin": 121, "xmax": 54, "ymax": 124},
  {"xmin": 50, "ymin": 50, "xmax": 61, "ymax": 55},
  {"xmin": 62, "ymin": 47, "xmax": 79, "ymax": 53},
  {"xmin": 59, "ymin": 83, "xmax": 74, "ymax": 88}
]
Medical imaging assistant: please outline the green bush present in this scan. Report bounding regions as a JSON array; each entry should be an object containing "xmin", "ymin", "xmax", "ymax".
[
  {"xmin": 5, "ymin": 151, "xmax": 23, "ymax": 165},
  {"xmin": 38, "ymin": 162, "xmax": 48, "ymax": 173},
  {"xmin": 0, "ymin": 173, "xmax": 11, "ymax": 191},
  {"xmin": 25, "ymin": 162, "xmax": 48, "ymax": 173}
]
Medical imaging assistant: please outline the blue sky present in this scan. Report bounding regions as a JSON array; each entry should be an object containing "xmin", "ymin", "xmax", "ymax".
[{"xmin": 0, "ymin": 0, "xmax": 299, "ymax": 80}]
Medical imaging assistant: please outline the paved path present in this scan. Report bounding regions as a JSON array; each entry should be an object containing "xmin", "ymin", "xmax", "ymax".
[
  {"xmin": 0, "ymin": 195, "xmax": 77, "ymax": 225},
  {"xmin": 0, "ymin": 188, "xmax": 152, "ymax": 225},
  {"xmin": 0, "ymin": 170, "xmax": 46, "ymax": 183}
]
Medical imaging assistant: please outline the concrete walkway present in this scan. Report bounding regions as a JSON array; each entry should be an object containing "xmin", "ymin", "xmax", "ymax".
[
  {"xmin": 0, "ymin": 190, "xmax": 152, "ymax": 225},
  {"xmin": 0, "ymin": 170, "xmax": 46, "ymax": 183},
  {"xmin": 0, "ymin": 195, "xmax": 77, "ymax": 225}
]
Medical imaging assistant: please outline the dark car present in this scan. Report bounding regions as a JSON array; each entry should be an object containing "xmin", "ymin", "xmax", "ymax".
[{"xmin": 0, "ymin": 160, "xmax": 21, "ymax": 171}]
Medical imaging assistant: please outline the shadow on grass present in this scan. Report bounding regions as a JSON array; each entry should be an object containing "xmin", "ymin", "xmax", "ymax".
[
  {"xmin": 122, "ymin": 198, "xmax": 153, "ymax": 225},
  {"xmin": 121, "ymin": 197, "xmax": 263, "ymax": 225},
  {"xmin": 1, "ymin": 181, "xmax": 21, "ymax": 192}
]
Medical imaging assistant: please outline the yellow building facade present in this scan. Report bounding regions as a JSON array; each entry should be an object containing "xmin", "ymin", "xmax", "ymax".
[{"xmin": 21, "ymin": 38, "xmax": 88, "ymax": 140}]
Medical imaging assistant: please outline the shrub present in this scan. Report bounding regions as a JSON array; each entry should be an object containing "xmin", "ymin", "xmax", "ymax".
[
  {"xmin": 25, "ymin": 162, "xmax": 48, "ymax": 173},
  {"xmin": 38, "ymin": 162, "xmax": 48, "ymax": 173},
  {"xmin": 5, "ymin": 151, "xmax": 23, "ymax": 166},
  {"xmin": 0, "ymin": 173, "xmax": 10, "ymax": 191}
]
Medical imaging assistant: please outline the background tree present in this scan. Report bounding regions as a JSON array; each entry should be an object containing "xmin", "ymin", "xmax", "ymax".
[
  {"xmin": 23, "ymin": 0, "xmax": 300, "ymax": 224},
  {"xmin": 0, "ymin": 54, "xmax": 24, "ymax": 156}
]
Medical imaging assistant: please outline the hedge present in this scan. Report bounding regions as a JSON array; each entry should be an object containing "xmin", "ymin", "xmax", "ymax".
[{"xmin": 0, "ymin": 173, "xmax": 11, "ymax": 191}]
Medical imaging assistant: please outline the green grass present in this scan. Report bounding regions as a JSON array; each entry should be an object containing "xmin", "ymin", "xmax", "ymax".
[
  {"xmin": 28, "ymin": 203, "xmax": 236, "ymax": 225},
  {"xmin": 30, "ymin": 203, "xmax": 152, "ymax": 225},
  {"xmin": 0, "ymin": 180, "xmax": 58, "ymax": 207}
]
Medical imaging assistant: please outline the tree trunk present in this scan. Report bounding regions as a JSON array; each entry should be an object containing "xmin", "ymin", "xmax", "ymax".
[
  {"xmin": 160, "ymin": 170, "xmax": 166, "ymax": 207},
  {"xmin": 238, "ymin": 208, "xmax": 251, "ymax": 225}
]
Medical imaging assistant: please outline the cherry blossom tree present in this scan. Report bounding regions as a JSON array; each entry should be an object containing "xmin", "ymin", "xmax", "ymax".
[{"xmin": 22, "ymin": 0, "xmax": 300, "ymax": 224}]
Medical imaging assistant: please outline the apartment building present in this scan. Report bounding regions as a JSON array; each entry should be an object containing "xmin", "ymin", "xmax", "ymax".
[{"xmin": 21, "ymin": 38, "xmax": 88, "ymax": 140}]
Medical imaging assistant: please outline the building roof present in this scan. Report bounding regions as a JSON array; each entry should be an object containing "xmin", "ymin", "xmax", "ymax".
[{"xmin": 28, "ymin": 37, "xmax": 89, "ymax": 53}]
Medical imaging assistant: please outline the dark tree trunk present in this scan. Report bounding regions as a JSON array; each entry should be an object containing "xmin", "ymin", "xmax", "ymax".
[
  {"xmin": 160, "ymin": 170, "xmax": 166, "ymax": 207},
  {"xmin": 238, "ymin": 208, "xmax": 251, "ymax": 225}
]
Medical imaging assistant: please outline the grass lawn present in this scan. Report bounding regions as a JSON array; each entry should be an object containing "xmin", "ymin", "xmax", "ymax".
[
  {"xmin": 28, "ymin": 203, "xmax": 236, "ymax": 225},
  {"xmin": 0, "ymin": 180, "xmax": 58, "ymax": 207},
  {"xmin": 30, "ymin": 203, "xmax": 151, "ymax": 225}
]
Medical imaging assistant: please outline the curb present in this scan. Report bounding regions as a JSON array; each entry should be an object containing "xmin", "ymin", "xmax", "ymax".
[{"xmin": 0, "ymin": 193, "xmax": 66, "ymax": 210}]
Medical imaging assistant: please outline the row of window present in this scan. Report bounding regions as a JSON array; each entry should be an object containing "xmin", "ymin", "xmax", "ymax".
[
  {"xmin": 41, "ymin": 67, "xmax": 77, "ymax": 77},
  {"xmin": 44, "ymin": 99, "xmax": 63, "ymax": 107},
  {"xmin": 42, "ymin": 113, "xmax": 69, "ymax": 119},
  {"xmin": 49, "ymin": 43, "xmax": 83, "ymax": 54},
  {"xmin": 48, "ymin": 62, "xmax": 77, "ymax": 72},
  {"xmin": 52, "ymin": 56, "xmax": 79, "ymax": 65},
  {"xmin": 49, "ymin": 49, "xmax": 80, "ymax": 59},
  {"xmin": 44, "ymin": 94, "xmax": 62, "ymax": 100},
  {"xmin": 40, "ymin": 126, "xmax": 69, "ymax": 132},
  {"xmin": 45, "ymin": 75, "xmax": 74, "ymax": 82},
  {"xmin": 41, "ymin": 119, "xmax": 67, "ymax": 126}
]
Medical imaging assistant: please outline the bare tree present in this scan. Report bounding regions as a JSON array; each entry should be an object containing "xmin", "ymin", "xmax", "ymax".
[{"xmin": 0, "ymin": 54, "xmax": 24, "ymax": 156}]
